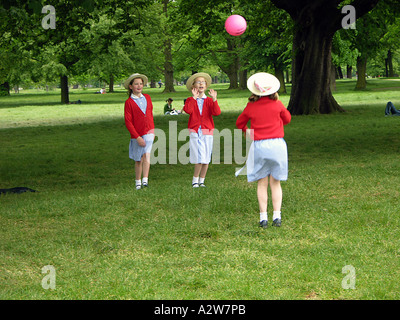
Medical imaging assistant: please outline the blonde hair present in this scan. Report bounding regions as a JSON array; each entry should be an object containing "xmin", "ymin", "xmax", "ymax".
[{"xmin": 248, "ymin": 92, "xmax": 279, "ymax": 102}]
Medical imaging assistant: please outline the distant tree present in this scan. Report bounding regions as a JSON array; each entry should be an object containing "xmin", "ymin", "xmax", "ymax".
[
  {"xmin": 80, "ymin": 13, "xmax": 136, "ymax": 92},
  {"xmin": 36, "ymin": 1, "xmax": 98, "ymax": 103},
  {"xmin": 374, "ymin": 1, "xmax": 400, "ymax": 77},
  {"xmin": 350, "ymin": 0, "xmax": 400, "ymax": 89},
  {"xmin": 0, "ymin": 0, "xmax": 149, "ymax": 102}
]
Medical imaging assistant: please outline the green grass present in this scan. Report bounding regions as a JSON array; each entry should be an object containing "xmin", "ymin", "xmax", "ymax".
[{"xmin": 1, "ymin": 79, "xmax": 400, "ymax": 300}]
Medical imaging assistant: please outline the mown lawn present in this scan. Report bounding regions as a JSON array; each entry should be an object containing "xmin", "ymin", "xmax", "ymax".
[{"xmin": 1, "ymin": 79, "xmax": 400, "ymax": 300}]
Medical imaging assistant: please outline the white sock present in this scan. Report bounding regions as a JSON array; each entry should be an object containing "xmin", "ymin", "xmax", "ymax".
[
  {"xmin": 199, "ymin": 177, "xmax": 205, "ymax": 184},
  {"xmin": 192, "ymin": 176, "xmax": 199, "ymax": 185},
  {"xmin": 260, "ymin": 212, "xmax": 268, "ymax": 222},
  {"xmin": 135, "ymin": 179, "xmax": 141, "ymax": 186},
  {"xmin": 273, "ymin": 211, "xmax": 281, "ymax": 221},
  {"xmin": 142, "ymin": 177, "xmax": 148, "ymax": 185}
]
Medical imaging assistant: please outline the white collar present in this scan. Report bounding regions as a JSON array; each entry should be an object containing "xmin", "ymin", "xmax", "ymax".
[
  {"xmin": 197, "ymin": 94, "xmax": 207, "ymax": 99},
  {"xmin": 131, "ymin": 93, "xmax": 144, "ymax": 99}
]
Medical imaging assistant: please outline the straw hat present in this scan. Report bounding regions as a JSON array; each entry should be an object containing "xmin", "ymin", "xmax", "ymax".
[
  {"xmin": 247, "ymin": 72, "xmax": 280, "ymax": 96},
  {"xmin": 124, "ymin": 73, "xmax": 148, "ymax": 89},
  {"xmin": 186, "ymin": 72, "xmax": 212, "ymax": 91}
]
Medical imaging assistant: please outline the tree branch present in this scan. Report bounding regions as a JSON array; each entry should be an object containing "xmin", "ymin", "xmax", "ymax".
[
  {"xmin": 270, "ymin": 0, "xmax": 304, "ymax": 20},
  {"xmin": 271, "ymin": 0, "xmax": 380, "ymax": 33},
  {"xmin": 350, "ymin": 0, "xmax": 380, "ymax": 19}
]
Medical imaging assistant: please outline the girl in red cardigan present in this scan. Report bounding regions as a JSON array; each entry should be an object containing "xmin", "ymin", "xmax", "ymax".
[
  {"xmin": 124, "ymin": 73, "xmax": 155, "ymax": 190},
  {"xmin": 236, "ymin": 73, "xmax": 291, "ymax": 228},
  {"xmin": 183, "ymin": 72, "xmax": 221, "ymax": 187}
]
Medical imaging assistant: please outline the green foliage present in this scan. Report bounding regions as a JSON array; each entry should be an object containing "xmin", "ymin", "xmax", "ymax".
[
  {"xmin": 332, "ymin": 30, "xmax": 359, "ymax": 67},
  {"xmin": 1, "ymin": 0, "xmax": 400, "ymax": 104},
  {"xmin": 241, "ymin": 1, "xmax": 293, "ymax": 72}
]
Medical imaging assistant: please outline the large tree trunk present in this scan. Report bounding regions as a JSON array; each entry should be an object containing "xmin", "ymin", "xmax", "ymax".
[
  {"xmin": 238, "ymin": 43, "xmax": 247, "ymax": 90},
  {"xmin": 385, "ymin": 56, "xmax": 389, "ymax": 77},
  {"xmin": 274, "ymin": 65, "xmax": 286, "ymax": 94},
  {"xmin": 109, "ymin": 74, "xmax": 114, "ymax": 93},
  {"xmin": 337, "ymin": 66, "xmax": 343, "ymax": 79},
  {"xmin": 285, "ymin": 70, "xmax": 290, "ymax": 84},
  {"xmin": 226, "ymin": 70, "xmax": 238, "ymax": 89},
  {"xmin": 387, "ymin": 49, "xmax": 394, "ymax": 77},
  {"xmin": 239, "ymin": 69, "xmax": 247, "ymax": 90},
  {"xmin": 163, "ymin": 38, "xmax": 176, "ymax": 93},
  {"xmin": 271, "ymin": 0, "xmax": 380, "ymax": 114},
  {"xmin": 356, "ymin": 56, "xmax": 367, "ymax": 89},
  {"xmin": 219, "ymin": 57, "xmax": 239, "ymax": 90},
  {"xmin": 162, "ymin": 0, "xmax": 175, "ymax": 93},
  {"xmin": 331, "ymin": 63, "xmax": 337, "ymax": 92},
  {"xmin": 289, "ymin": 20, "xmax": 343, "ymax": 114},
  {"xmin": 60, "ymin": 75, "xmax": 69, "ymax": 104},
  {"xmin": 0, "ymin": 82, "xmax": 10, "ymax": 96},
  {"xmin": 214, "ymin": 38, "xmax": 239, "ymax": 89},
  {"xmin": 347, "ymin": 65, "xmax": 353, "ymax": 79}
]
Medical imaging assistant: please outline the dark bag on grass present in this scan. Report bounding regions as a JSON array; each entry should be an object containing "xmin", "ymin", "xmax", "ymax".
[{"xmin": 0, "ymin": 187, "xmax": 36, "ymax": 195}]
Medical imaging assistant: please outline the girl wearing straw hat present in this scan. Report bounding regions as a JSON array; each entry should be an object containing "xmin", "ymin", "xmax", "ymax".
[
  {"xmin": 183, "ymin": 72, "xmax": 221, "ymax": 188},
  {"xmin": 236, "ymin": 73, "xmax": 291, "ymax": 228},
  {"xmin": 124, "ymin": 73, "xmax": 155, "ymax": 190}
]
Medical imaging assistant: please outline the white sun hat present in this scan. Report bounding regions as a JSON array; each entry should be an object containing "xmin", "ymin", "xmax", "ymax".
[
  {"xmin": 247, "ymin": 72, "xmax": 280, "ymax": 96},
  {"xmin": 124, "ymin": 73, "xmax": 148, "ymax": 90},
  {"xmin": 185, "ymin": 72, "xmax": 212, "ymax": 91}
]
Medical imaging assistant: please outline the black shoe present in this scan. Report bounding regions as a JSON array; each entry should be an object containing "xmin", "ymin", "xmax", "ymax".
[
  {"xmin": 272, "ymin": 218, "xmax": 281, "ymax": 227},
  {"xmin": 259, "ymin": 220, "xmax": 268, "ymax": 229},
  {"xmin": 142, "ymin": 183, "xmax": 148, "ymax": 188},
  {"xmin": 199, "ymin": 183, "xmax": 206, "ymax": 187}
]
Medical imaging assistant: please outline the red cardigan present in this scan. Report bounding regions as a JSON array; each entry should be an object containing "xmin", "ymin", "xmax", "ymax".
[
  {"xmin": 183, "ymin": 96, "xmax": 221, "ymax": 135},
  {"xmin": 236, "ymin": 97, "xmax": 291, "ymax": 140},
  {"xmin": 124, "ymin": 94, "xmax": 155, "ymax": 139}
]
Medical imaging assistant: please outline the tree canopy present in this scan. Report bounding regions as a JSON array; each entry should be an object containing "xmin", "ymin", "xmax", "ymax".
[{"xmin": 1, "ymin": 0, "xmax": 400, "ymax": 114}]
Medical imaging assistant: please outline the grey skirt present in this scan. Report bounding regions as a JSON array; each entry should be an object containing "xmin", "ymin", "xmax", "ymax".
[
  {"xmin": 236, "ymin": 138, "xmax": 288, "ymax": 182},
  {"xmin": 189, "ymin": 129, "xmax": 213, "ymax": 164},
  {"xmin": 129, "ymin": 133, "xmax": 154, "ymax": 162}
]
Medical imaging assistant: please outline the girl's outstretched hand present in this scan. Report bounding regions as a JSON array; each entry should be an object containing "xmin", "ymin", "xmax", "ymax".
[
  {"xmin": 192, "ymin": 88, "xmax": 200, "ymax": 99},
  {"xmin": 209, "ymin": 89, "xmax": 217, "ymax": 101}
]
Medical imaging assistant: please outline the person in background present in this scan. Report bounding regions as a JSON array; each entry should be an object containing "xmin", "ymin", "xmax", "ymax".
[
  {"xmin": 385, "ymin": 101, "xmax": 400, "ymax": 116},
  {"xmin": 164, "ymin": 98, "xmax": 175, "ymax": 114}
]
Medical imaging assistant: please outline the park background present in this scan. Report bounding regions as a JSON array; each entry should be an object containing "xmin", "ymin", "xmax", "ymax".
[{"xmin": 1, "ymin": 0, "xmax": 400, "ymax": 300}]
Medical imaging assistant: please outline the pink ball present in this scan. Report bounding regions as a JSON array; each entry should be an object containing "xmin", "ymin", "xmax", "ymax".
[{"xmin": 225, "ymin": 15, "xmax": 247, "ymax": 36}]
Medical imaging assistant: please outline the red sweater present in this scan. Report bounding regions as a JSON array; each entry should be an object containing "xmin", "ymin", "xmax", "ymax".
[
  {"xmin": 124, "ymin": 94, "xmax": 155, "ymax": 139},
  {"xmin": 183, "ymin": 96, "xmax": 221, "ymax": 135},
  {"xmin": 236, "ymin": 97, "xmax": 291, "ymax": 140}
]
